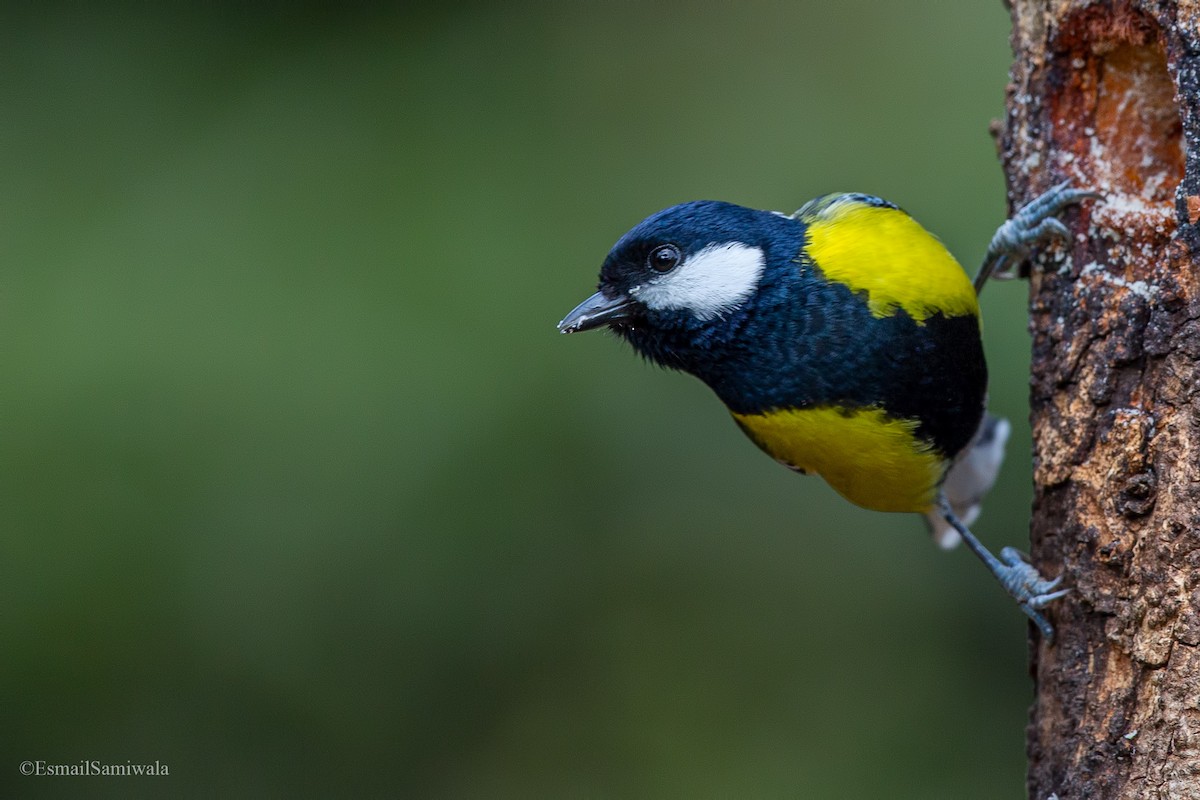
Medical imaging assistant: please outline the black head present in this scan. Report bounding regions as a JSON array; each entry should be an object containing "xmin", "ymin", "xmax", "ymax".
[{"xmin": 558, "ymin": 201, "xmax": 801, "ymax": 343}]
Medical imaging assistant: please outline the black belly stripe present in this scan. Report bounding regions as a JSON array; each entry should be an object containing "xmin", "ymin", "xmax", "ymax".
[{"xmin": 692, "ymin": 290, "xmax": 985, "ymax": 460}]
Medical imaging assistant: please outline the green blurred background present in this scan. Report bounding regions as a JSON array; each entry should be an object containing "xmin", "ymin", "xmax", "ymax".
[{"xmin": 3, "ymin": 2, "xmax": 1038, "ymax": 797}]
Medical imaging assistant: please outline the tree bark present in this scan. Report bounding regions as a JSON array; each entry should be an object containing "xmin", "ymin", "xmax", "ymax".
[{"xmin": 1001, "ymin": 1, "xmax": 1200, "ymax": 797}]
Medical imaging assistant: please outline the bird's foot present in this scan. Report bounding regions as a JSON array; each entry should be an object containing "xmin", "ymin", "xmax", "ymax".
[
  {"xmin": 939, "ymin": 497, "xmax": 1070, "ymax": 640},
  {"xmin": 995, "ymin": 546, "xmax": 1071, "ymax": 641},
  {"xmin": 974, "ymin": 181, "xmax": 1102, "ymax": 292}
]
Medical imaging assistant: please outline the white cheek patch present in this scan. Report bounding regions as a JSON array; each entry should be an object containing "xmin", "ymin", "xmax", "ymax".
[{"xmin": 635, "ymin": 243, "xmax": 766, "ymax": 320}]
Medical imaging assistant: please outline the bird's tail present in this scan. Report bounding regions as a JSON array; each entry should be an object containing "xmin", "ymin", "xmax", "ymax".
[{"xmin": 924, "ymin": 414, "xmax": 1011, "ymax": 549}]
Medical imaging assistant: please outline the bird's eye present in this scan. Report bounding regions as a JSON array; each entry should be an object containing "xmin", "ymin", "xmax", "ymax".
[{"xmin": 648, "ymin": 244, "xmax": 682, "ymax": 273}]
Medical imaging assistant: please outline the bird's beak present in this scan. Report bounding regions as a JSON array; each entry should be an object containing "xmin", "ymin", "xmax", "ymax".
[{"xmin": 557, "ymin": 291, "xmax": 639, "ymax": 334}]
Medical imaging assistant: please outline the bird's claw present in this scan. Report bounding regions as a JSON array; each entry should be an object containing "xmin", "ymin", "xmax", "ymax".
[
  {"xmin": 996, "ymin": 546, "xmax": 1070, "ymax": 639},
  {"xmin": 975, "ymin": 181, "xmax": 1102, "ymax": 290},
  {"xmin": 1023, "ymin": 606, "xmax": 1057, "ymax": 642},
  {"xmin": 1014, "ymin": 180, "xmax": 1102, "ymax": 224},
  {"xmin": 987, "ymin": 182, "xmax": 1101, "ymax": 271}
]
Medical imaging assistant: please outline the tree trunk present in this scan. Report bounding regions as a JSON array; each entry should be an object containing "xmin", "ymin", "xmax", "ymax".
[{"xmin": 1001, "ymin": 1, "xmax": 1200, "ymax": 797}]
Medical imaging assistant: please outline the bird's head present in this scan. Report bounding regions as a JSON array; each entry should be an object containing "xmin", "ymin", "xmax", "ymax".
[{"xmin": 558, "ymin": 201, "xmax": 802, "ymax": 366}]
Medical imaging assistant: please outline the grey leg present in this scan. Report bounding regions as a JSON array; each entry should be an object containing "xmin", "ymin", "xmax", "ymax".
[{"xmin": 938, "ymin": 495, "xmax": 1069, "ymax": 640}]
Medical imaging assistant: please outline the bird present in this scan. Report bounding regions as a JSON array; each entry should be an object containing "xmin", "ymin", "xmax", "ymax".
[{"xmin": 558, "ymin": 183, "xmax": 1097, "ymax": 639}]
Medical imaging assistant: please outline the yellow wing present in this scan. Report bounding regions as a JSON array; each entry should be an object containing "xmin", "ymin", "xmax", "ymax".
[{"xmin": 795, "ymin": 194, "xmax": 979, "ymax": 323}]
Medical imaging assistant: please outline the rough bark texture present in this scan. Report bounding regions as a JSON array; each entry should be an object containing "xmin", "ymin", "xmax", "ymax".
[{"xmin": 1001, "ymin": 1, "xmax": 1200, "ymax": 798}]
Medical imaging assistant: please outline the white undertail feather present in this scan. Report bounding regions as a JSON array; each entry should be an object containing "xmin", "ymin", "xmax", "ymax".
[
  {"xmin": 635, "ymin": 243, "xmax": 766, "ymax": 320},
  {"xmin": 925, "ymin": 415, "xmax": 1011, "ymax": 549}
]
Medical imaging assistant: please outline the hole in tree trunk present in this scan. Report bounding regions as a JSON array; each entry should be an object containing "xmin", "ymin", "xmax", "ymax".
[
  {"xmin": 1091, "ymin": 44, "xmax": 1184, "ymax": 203},
  {"xmin": 1050, "ymin": 9, "xmax": 1184, "ymax": 215}
]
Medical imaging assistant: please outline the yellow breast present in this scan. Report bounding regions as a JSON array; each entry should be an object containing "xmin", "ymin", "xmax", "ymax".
[{"xmin": 732, "ymin": 406, "xmax": 947, "ymax": 513}]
